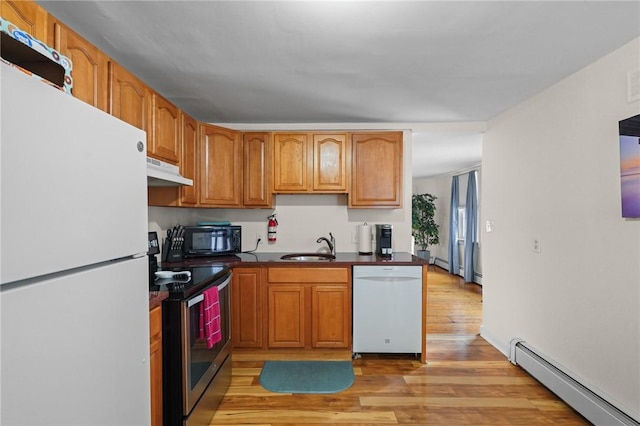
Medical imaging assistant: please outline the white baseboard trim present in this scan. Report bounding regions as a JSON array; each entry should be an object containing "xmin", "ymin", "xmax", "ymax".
[
  {"xmin": 433, "ymin": 257, "xmax": 482, "ymax": 285},
  {"xmin": 509, "ymin": 339, "xmax": 640, "ymax": 425},
  {"xmin": 479, "ymin": 325, "xmax": 509, "ymax": 356}
]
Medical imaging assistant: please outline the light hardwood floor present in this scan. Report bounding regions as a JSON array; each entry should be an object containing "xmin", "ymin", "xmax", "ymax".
[{"xmin": 210, "ymin": 266, "xmax": 590, "ymax": 425}]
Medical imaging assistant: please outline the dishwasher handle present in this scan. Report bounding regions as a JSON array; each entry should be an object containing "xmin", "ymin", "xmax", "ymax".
[{"xmin": 355, "ymin": 276, "xmax": 421, "ymax": 282}]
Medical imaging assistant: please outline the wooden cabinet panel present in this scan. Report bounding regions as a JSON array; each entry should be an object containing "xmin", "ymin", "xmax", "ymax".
[
  {"xmin": 243, "ymin": 132, "xmax": 272, "ymax": 208},
  {"xmin": 349, "ymin": 132, "xmax": 403, "ymax": 208},
  {"xmin": 1, "ymin": 0, "xmax": 47, "ymax": 41},
  {"xmin": 179, "ymin": 112, "xmax": 198, "ymax": 205},
  {"xmin": 232, "ymin": 267, "xmax": 264, "ymax": 348},
  {"xmin": 273, "ymin": 132, "xmax": 348, "ymax": 193},
  {"xmin": 273, "ymin": 133, "xmax": 308, "ymax": 192},
  {"xmin": 311, "ymin": 285, "xmax": 350, "ymax": 348},
  {"xmin": 147, "ymin": 111, "xmax": 197, "ymax": 207},
  {"xmin": 109, "ymin": 62, "xmax": 150, "ymax": 136},
  {"xmin": 313, "ymin": 133, "xmax": 348, "ymax": 192},
  {"xmin": 199, "ymin": 124, "xmax": 242, "ymax": 207},
  {"xmin": 149, "ymin": 306, "xmax": 162, "ymax": 426},
  {"xmin": 267, "ymin": 267, "xmax": 350, "ymax": 350},
  {"xmin": 268, "ymin": 284, "xmax": 306, "ymax": 348},
  {"xmin": 150, "ymin": 92, "xmax": 179, "ymax": 163},
  {"xmin": 50, "ymin": 21, "xmax": 108, "ymax": 112}
]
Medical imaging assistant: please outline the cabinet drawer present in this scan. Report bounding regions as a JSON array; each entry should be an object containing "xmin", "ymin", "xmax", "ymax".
[
  {"xmin": 149, "ymin": 305, "xmax": 162, "ymax": 340},
  {"xmin": 268, "ymin": 267, "xmax": 348, "ymax": 283}
]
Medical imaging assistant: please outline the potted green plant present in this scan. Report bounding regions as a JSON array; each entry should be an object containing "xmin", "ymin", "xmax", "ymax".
[{"xmin": 412, "ymin": 193, "xmax": 440, "ymax": 261}]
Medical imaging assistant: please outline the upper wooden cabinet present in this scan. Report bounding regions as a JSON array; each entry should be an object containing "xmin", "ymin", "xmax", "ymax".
[
  {"xmin": 199, "ymin": 124, "xmax": 242, "ymax": 207},
  {"xmin": 313, "ymin": 134, "xmax": 349, "ymax": 192},
  {"xmin": 147, "ymin": 111, "xmax": 198, "ymax": 207},
  {"xmin": 109, "ymin": 62, "xmax": 151, "ymax": 137},
  {"xmin": 243, "ymin": 132, "xmax": 272, "ymax": 208},
  {"xmin": 179, "ymin": 112, "xmax": 198, "ymax": 205},
  {"xmin": 1, "ymin": 0, "xmax": 47, "ymax": 41},
  {"xmin": 349, "ymin": 132, "xmax": 403, "ymax": 208},
  {"xmin": 273, "ymin": 133, "xmax": 308, "ymax": 192},
  {"xmin": 273, "ymin": 132, "xmax": 348, "ymax": 193},
  {"xmin": 149, "ymin": 91, "xmax": 179, "ymax": 164},
  {"xmin": 49, "ymin": 20, "xmax": 108, "ymax": 112}
]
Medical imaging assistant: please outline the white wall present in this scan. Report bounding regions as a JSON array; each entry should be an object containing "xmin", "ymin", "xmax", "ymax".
[
  {"xmin": 148, "ymin": 130, "xmax": 413, "ymax": 255},
  {"xmin": 482, "ymin": 38, "xmax": 640, "ymax": 419}
]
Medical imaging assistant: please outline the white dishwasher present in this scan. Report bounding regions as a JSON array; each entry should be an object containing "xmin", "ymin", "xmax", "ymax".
[{"xmin": 352, "ymin": 265, "xmax": 422, "ymax": 356}]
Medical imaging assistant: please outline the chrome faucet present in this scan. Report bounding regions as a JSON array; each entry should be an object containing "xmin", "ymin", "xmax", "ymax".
[{"xmin": 316, "ymin": 232, "xmax": 336, "ymax": 255}]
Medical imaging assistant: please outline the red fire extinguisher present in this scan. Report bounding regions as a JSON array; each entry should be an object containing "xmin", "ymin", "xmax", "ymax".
[{"xmin": 267, "ymin": 214, "xmax": 278, "ymax": 243}]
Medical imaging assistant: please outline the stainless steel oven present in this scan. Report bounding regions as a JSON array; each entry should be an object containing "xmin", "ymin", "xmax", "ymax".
[{"xmin": 156, "ymin": 266, "xmax": 232, "ymax": 426}]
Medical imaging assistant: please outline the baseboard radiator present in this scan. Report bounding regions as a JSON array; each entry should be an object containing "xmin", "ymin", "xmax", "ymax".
[{"xmin": 509, "ymin": 339, "xmax": 639, "ymax": 426}]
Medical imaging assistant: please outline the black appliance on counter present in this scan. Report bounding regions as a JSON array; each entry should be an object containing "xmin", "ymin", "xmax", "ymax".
[
  {"xmin": 151, "ymin": 266, "xmax": 232, "ymax": 426},
  {"xmin": 375, "ymin": 224, "xmax": 393, "ymax": 256},
  {"xmin": 182, "ymin": 225, "xmax": 242, "ymax": 258}
]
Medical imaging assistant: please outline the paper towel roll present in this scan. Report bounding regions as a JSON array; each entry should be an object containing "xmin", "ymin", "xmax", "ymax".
[{"xmin": 358, "ymin": 223, "xmax": 372, "ymax": 254}]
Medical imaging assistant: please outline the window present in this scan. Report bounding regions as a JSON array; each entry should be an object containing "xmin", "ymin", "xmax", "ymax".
[{"xmin": 457, "ymin": 206, "xmax": 466, "ymax": 241}]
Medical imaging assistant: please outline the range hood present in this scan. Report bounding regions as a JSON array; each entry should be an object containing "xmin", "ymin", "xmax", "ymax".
[{"xmin": 147, "ymin": 157, "xmax": 193, "ymax": 187}]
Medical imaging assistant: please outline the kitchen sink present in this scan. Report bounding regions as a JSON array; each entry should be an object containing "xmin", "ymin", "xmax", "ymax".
[{"xmin": 280, "ymin": 253, "xmax": 336, "ymax": 261}]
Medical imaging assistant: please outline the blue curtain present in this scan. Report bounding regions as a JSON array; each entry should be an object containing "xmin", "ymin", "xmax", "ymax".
[
  {"xmin": 448, "ymin": 176, "xmax": 459, "ymax": 274},
  {"xmin": 463, "ymin": 171, "xmax": 478, "ymax": 282}
]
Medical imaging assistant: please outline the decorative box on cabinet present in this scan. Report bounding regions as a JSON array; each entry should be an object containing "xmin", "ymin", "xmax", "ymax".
[{"xmin": 349, "ymin": 131, "xmax": 403, "ymax": 208}]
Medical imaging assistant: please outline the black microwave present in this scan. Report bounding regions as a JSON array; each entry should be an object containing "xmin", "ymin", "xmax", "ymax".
[{"xmin": 182, "ymin": 226, "xmax": 241, "ymax": 257}]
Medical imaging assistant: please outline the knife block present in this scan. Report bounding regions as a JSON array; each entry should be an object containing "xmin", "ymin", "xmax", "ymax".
[{"xmin": 161, "ymin": 238, "xmax": 183, "ymax": 262}]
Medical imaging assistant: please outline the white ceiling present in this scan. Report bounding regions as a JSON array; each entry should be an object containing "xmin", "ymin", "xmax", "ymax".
[{"xmin": 37, "ymin": 1, "xmax": 640, "ymax": 178}]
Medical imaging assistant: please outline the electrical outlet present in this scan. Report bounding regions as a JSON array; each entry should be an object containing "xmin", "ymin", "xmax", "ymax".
[
  {"xmin": 256, "ymin": 232, "xmax": 263, "ymax": 244},
  {"xmin": 533, "ymin": 237, "xmax": 541, "ymax": 253}
]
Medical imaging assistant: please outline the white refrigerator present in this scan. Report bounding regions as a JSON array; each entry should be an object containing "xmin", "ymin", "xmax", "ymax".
[{"xmin": 1, "ymin": 62, "xmax": 151, "ymax": 425}]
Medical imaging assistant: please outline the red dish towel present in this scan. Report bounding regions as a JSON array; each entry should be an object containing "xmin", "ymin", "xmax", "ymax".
[{"xmin": 199, "ymin": 286, "xmax": 221, "ymax": 348}]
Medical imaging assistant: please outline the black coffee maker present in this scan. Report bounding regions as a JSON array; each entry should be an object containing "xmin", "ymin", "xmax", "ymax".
[{"xmin": 375, "ymin": 224, "xmax": 393, "ymax": 256}]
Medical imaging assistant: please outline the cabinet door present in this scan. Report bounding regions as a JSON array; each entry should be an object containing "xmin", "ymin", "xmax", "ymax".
[
  {"xmin": 267, "ymin": 284, "xmax": 306, "ymax": 348},
  {"xmin": 313, "ymin": 133, "xmax": 348, "ymax": 192},
  {"xmin": 1, "ymin": 0, "xmax": 47, "ymax": 41},
  {"xmin": 311, "ymin": 284, "xmax": 350, "ymax": 348},
  {"xmin": 349, "ymin": 132, "xmax": 403, "ymax": 208},
  {"xmin": 147, "ymin": 92, "xmax": 180, "ymax": 164},
  {"xmin": 273, "ymin": 133, "xmax": 309, "ymax": 192},
  {"xmin": 231, "ymin": 268, "xmax": 264, "ymax": 348},
  {"xmin": 243, "ymin": 132, "xmax": 272, "ymax": 207},
  {"xmin": 150, "ymin": 91, "xmax": 179, "ymax": 164},
  {"xmin": 50, "ymin": 21, "xmax": 108, "ymax": 112},
  {"xmin": 109, "ymin": 62, "xmax": 150, "ymax": 136},
  {"xmin": 149, "ymin": 306, "xmax": 162, "ymax": 426},
  {"xmin": 179, "ymin": 112, "xmax": 198, "ymax": 205},
  {"xmin": 199, "ymin": 124, "xmax": 242, "ymax": 207}
]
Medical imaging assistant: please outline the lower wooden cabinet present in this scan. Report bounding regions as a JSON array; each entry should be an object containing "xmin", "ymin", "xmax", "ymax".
[
  {"xmin": 266, "ymin": 267, "xmax": 351, "ymax": 349},
  {"xmin": 149, "ymin": 305, "xmax": 162, "ymax": 426},
  {"xmin": 231, "ymin": 267, "xmax": 264, "ymax": 348}
]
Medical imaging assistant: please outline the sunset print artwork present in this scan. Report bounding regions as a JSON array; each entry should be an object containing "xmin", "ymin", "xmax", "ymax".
[{"xmin": 619, "ymin": 114, "xmax": 640, "ymax": 218}]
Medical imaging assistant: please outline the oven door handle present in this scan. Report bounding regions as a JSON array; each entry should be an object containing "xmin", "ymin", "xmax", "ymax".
[
  {"xmin": 187, "ymin": 294, "xmax": 204, "ymax": 308},
  {"xmin": 185, "ymin": 274, "xmax": 231, "ymax": 308}
]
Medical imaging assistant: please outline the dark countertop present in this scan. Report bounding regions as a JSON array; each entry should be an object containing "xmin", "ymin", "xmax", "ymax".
[
  {"xmin": 149, "ymin": 251, "xmax": 426, "ymax": 310},
  {"xmin": 163, "ymin": 251, "xmax": 426, "ymax": 268}
]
